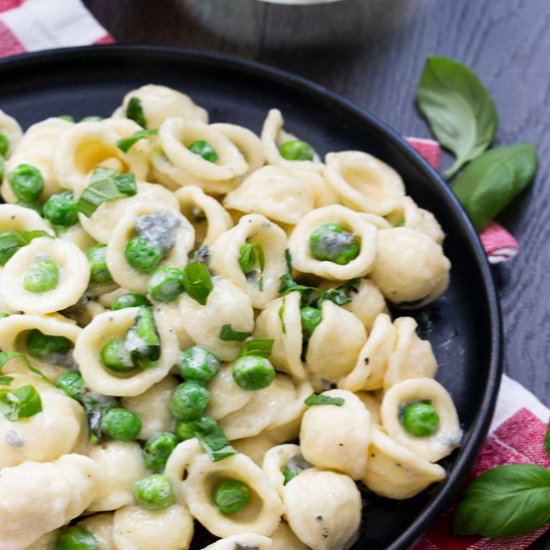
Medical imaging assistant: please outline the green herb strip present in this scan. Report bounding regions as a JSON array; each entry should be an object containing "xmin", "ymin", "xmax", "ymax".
[
  {"xmin": 0, "ymin": 351, "xmax": 54, "ymax": 385},
  {"xmin": 240, "ymin": 339, "xmax": 274, "ymax": 358},
  {"xmin": 219, "ymin": 324, "xmax": 252, "ymax": 342},
  {"xmin": 0, "ymin": 230, "xmax": 51, "ymax": 266},
  {"xmin": 239, "ymin": 243, "xmax": 265, "ymax": 291},
  {"xmin": 545, "ymin": 422, "xmax": 550, "ymax": 458},
  {"xmin": 193, "ymin": 416, "xmax": 237, "ymax": 462},
  {"xmin": 278, "ymin": 296, "xmax": 287, "ymax": 335},
  {"xmin": 183, "ymin": 262, "xmax": 213, "ymax": 305},
  {"xmin": 0, "ymin": 384, "xmax": 42, "ymax": 421},
  {"xmin": 126, "ymin": 97, "xmax": 147, "ymax": 128},
  {"xmin": 451, "ymin": 143, "xmax": 538, "ymax": 231},
  {"xmin": 304, "ymin": 393, "xmax": 345, "ymax": 407},
  {"xmin": 77, "ymin": 168, "xmax": 137, "ymax": 217},
  {"xmin": 282, "ymin": 466, "xmax": 300, "ymax": 485},
  {"xmin": 453, "ymin": 464, "xmax": 550, "ymax": 538},
  {"xmin": 0, "ymin": 376, "xmax": 14, "ymax": 385},
  {"xmin": 416, "ymin": 56, "xmax": 498, "ymax": 177},
  {"xmin": 117, "ymin": 129, "xmax": 158, "ymax": 153}
]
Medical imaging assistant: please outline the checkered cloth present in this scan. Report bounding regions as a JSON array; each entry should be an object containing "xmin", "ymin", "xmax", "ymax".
[{"xmin": 0, "ymin": 2, "xmax": 545, "ymax": 549}]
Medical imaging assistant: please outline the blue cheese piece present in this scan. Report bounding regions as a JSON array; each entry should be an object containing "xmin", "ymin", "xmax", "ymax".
[{"xmin": 135, "ymin": 211, "xmax": 181, "ymax": 250}]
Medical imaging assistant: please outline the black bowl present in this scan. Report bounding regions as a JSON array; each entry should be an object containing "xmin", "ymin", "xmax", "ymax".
[{"xmin": 0, "ymin": 45, "xmax": 502, "ymax": 549}]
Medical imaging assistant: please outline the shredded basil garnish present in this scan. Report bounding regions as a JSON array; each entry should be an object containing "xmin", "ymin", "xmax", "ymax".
[
  {"xmin": 0, "ymin": 229, "xmax": 51, "ymax": 265},
  {"xmin": 219, "ymin": 324, "xmax": 253, "ymax": 342},
  {"xmin": 117, "ymin": 129, "xmax": 158, "ymax": 153},
  {"xmin": 240, "ymin": 339, "xmax": 274, "ymax": 358},
  {"xmin": 183, "ymin": 262, "xmax": 213, "ymax": 305},
  {"xmin": 0, "ymin": 384, "xmax": 42, "ymax": 421},
  {"xmin": 304, "ymin": 393, "xmax": 345, "ymax": 407}
]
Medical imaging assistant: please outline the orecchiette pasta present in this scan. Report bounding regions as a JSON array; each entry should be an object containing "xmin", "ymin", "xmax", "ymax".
[
  {"xmin": 288, "ymin": 205, "xmax": 378, "ymax": 280},
  {"xmin": 0, "ymin": 87, "xmax": 459, "ymax": 549},
  {"xmin": 209, "ymin": 213, "xmax": 288, "ymax": 308},
  {"xmin": 380, "ymin": 377, "xmax": 462, "ymax": 462},
  {"xmin": 0, "ymin": 237, "xmax": 90, "ymax": 314}
]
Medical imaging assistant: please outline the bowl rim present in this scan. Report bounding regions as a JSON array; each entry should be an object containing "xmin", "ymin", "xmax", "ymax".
[{"xmin": 0, "ymin": 44, "xmax": 503, "ymax": 548}]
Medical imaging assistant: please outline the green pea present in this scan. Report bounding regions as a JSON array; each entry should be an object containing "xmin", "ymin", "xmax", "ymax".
[
  {"xmin": 112, "ymin": 292, "xmax": 149, "ymax": 310},
  {"xmin": 213, "ymin": 479, "xmax": 250, "ymax": 514},
  {"xmin": 86, "ymin": 244, "xmax": 113, "ymax": 284},
  {"xmin": 42, "ymin": 191, "xmax": 78, "ymax": 226},
  {"xmin": 148, "ymin": 266, "xmax": 185, "ymax": 303},
  {"xmin": 100, "ymin": 338, "xmax": 137, "ymax": 374},
  {"xmin": 170, "ymin": 381, "xmax": 210, "ymax": 421},
  {"xmin": 232, "ymin": 355, "xmax": 275, "ymax": 391},
  {"xmin": 27, "ymin": 329, "xmax": 71, "ymax": 359},
  {"xmin": 400, "ymin": 401, "xmax": 440, "ymax": 437},
  {"xmin": 308, "ymin": 223, "xmax": 360, "ymax": 265},
  {"xmin": 279, "ymin": 140, "xmax": 315, "ymax": 161},
  {"xmin": 134, "ymin": 474, "xmax": 175, "ymax": 510},
  {"xmin": 300, "ymin": 307, "xmax": 322, "ymax": 342},
  {"xmin": 24, "ymin": 258, "xmax": 59, "ymax": 293},
  {"xmin": 58, "ymin": 115, "xmax": 75, "ymax": 123},
  {"xmin": 55, "ymin": 371, "xmax": 84, "ymax": 401},
  {"xmin": 55, "ymin": 526, "xmax": 98, "ymax": 550},
  {"xmin": 0, "ymin": 132, "xmax": 10, "ymax": 156},
  {"xmin": 102, "ymin": 407, "xmax": 142, "ymax": 441},
  {"xmin": 174, "ymin": 417, "xmax": 203, "ymax": 441},
  {"xmin": 8, "ymin": 164, "xmax": 44, "ymax": 203},
  {"xmin": 179, "ymin": 346, "xmax": 221, "ymax": 382},
  {"xmin": 125, "ymin": 235, "xmax": 164, "ymax": 274},
  {"xmin": 188, "ymin": 140, "xmax": 219, "ymax": 163},
  {"xmin": 143, "ymin": 432, "xmax": 179, "ymax": 471}
]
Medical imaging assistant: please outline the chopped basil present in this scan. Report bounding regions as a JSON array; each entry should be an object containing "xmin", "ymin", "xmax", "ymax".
[
  {"xmin": 304, "ymin": 393, "xmax": 345, "ymax": 407},
  {"xmin": 0, "ymin": 376, "xmax": 14, "ymax": 385},
  {"xmin": 239, "ymin": 243, "xmax": 265, "ymax": 291},
  {"xmin": 279, "ymin": 273, "xmax": 320, "ymax": 307},
  {"xmin": 117, "ymin": 129, "xmax": 158, "ymax": 153},
  {"xmin": 278, "ymin": 297, "xmax": 287, "ymax": 335},
  {"xmin": 0, "ymin": 384, "xmax": 42, "ymax": 421},
  {"xmin": 284, "ymin": 249, "xmax": 293, "ymax": 271},
  {"xmin": 193, "ymin": 416, "xmax": 237, "ymax": 462},
  {"xmin": 317, "ymin": 278, "xmax": 360, "ymax": 307},
  {"xmin": 125, "ymin": 306, "xmax": 161, "ymax": 368},
  {"xmin": 126, "ymin": 97, "xmax": 147, "ymax": 128},
  {"xmin": 0, "ymin": 229, "xmax": 51, "ymax": 265},
  {"xmin": 183, "ymin": 262, "xmax": 213, "ymax": 305},
  {"xmin": 240, "ymin": 339, "xmax": 274, "ymax": 358},
  {"xmin": 0, "ymin": 351, "xmax": 53, "ymax": 385},
  {"xmin": 77, "ymin": 168, "xmax": 137, "ymax": 217},
  {"xmin": 282, "ymin": 466, "xmax": 300, "ymax": 485},
  {"xmin": 219, "ymin": 324, "xmax": 253, "ymax": 342}
]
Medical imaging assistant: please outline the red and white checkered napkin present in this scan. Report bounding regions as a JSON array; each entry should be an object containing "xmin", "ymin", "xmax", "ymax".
[{"xmin": 0, "ymin": 2, "xmax": 545, "ymax": 548}]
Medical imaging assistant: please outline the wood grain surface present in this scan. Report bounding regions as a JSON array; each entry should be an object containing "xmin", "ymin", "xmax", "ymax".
[{"xmin": 84, "ymin": 0, "xmax": 550, "ymax": 546}]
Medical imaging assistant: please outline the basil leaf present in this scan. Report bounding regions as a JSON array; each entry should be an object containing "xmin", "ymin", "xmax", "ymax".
[
  {"xmin": 77, "ymin": 169, "xmax": 137, "ymax": 217},
  {"xmin": 0, "ymin": 229, "xmax": 51, "ymax": 265},
  {"xmin": 453, "ymin": 464, "xmax": 550, "ymax": 537},
  {"xmin": 0, "ymin": 376, "xmax": 13, "ymax": 385},
  {"xmin": 0, "ymin": 384, "xmax": 42, "ymax": 421},
  {"xmin": 117, "ymin": 129, "xmax": 158, "ymax": 153},
  {"xmin": 240, "ymin": 339, "xmax": 274, "ymax": 358},
  {"xmin": 451, "ymin": 143, "xmax": 538, "ymax": 231},
  {"xmin": 219, "ymin": 324, "xmax": 252, "ymax": 342},
  {"xmin": 183, "ymin": 262, "xmax": 213, "ymax": 305},
  {"xmin": 279, "ymin": 274, "xmax": 320, "ymax": 307},
  {"xmin": 278, "ymin": 297, "xmax": 287, "ymax": 335},
  {"xmin": 416, "ymin": 56, "xmax": 498, "ymax": 177},
  {"xmin": 282, "ymin": 466, "xmax": 300, "ymax": 485},
  {"xmin": 0, "ymin": 351, "xmax": 53, "ymax": 385},
  {"xmin": 545, "ymin": 421, "xmax": 550, "ymax": 458},
  {"xmin": 125, "ymin": 306, "xmax": 161, "ymax": 367},
  {"xmin": 194, "ymin": 416, "xmax": 237, "ymax": 462},
  {"xmin": 126, "ymin": 97, "xmax": 147, "ymax": 128},
  {"xmin": 304, "ymin": 393, "xmax": 345, "ymax": 407}
]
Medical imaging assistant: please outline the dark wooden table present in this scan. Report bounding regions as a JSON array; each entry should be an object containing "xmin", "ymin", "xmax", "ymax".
[{"xmin": 84, "ymin": 0, "xmax": 550, "ymax": 547}]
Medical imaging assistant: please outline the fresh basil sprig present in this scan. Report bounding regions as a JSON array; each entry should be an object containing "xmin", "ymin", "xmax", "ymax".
[
  {"xmin": 451, "ymin": 143, "xmax": 538, "ymax": 231},
  {"xmin": 416, "ymin": 56, "xmax": 498, "ymax": 177},
  {"xmin": 0, "ymin": 384, "xmax": 42, "ymax": 421},
  {"xmin": 453, "ymin": 464, "xmax": 550, "ymax": 538}
]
